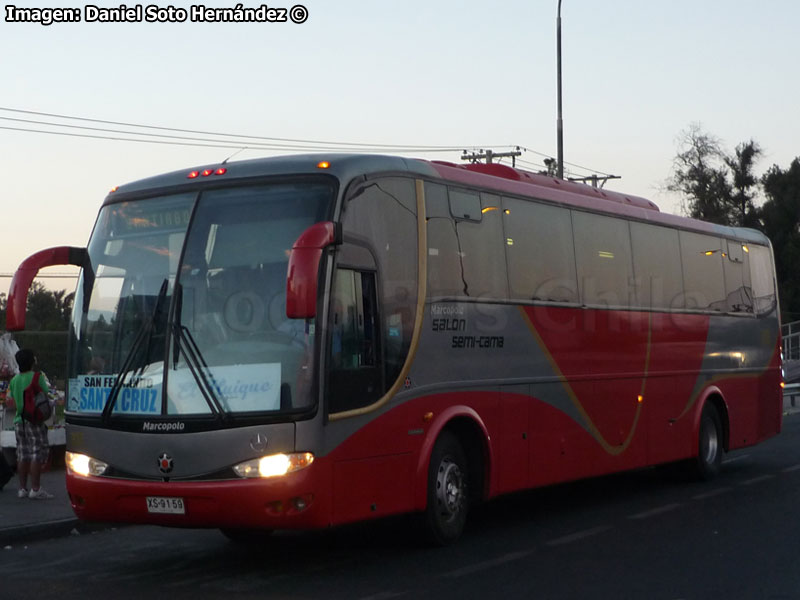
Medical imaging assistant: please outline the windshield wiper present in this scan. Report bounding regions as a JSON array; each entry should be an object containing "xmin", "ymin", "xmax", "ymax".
[
  {"xmin": 171, "ymin": 283, "xmax": 229, "ymax": 419},
  {"xmin": 102, "ymin": 279, "xmax": 169, "ymax": 422}
]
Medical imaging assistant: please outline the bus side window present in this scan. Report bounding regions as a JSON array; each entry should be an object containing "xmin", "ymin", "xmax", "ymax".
[
  {"xmin": 573, "ymin": 211, "xmax": 635, "ymax": 308},
  {"xmin": 723, "ymin": 239, "xmax": 753, "ymax": 313},
  {"xmin": 503, "ymin": 197, "xmax": 578, "ymax": 303},
  {"xmin": 426, "ymin": 182, "xmax": 463, "ymax": 299},
  {"xmin": 338, "ymin": 176, "xmax": 418, "ymax": 399},
  {"xmin": 328, "ymin": 268, "xmax": 382, "ymax": 413},
  {"xmin": 749, "ymin": 244, "xmax": 776, "ymax": 314},
  {"xmin": 680, "ymin": 231, "xmax": 727, "ymax": 311}
]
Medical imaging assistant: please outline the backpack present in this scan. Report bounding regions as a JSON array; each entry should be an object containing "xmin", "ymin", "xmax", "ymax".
[{"xmin": 21, "ymin": 371, "xmax": 52, "ymax": 424}]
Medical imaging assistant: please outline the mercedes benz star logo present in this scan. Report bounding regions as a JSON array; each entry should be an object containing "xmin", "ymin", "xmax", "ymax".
[{"xmin": 250, "ymin": 432, "xmax": 269, "ymax": 453}]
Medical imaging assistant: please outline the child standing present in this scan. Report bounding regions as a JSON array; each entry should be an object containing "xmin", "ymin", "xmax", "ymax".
[{"xmin": 5, "ymin": 349, "xmax": 53, "ymax": 499}]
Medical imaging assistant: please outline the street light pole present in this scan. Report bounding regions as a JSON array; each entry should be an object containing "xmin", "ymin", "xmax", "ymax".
[{"xmin": 556, "ymin": 0, "xmax": 564, "ymax": 179}]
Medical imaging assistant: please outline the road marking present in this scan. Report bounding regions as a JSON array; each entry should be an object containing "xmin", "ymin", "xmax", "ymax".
[
  {"xmin": 628, "ymin": 503, "xmax": 683, "ymax": 520},
  {"xmin": 692, "ymin": 487, "xmax": 733, "ymax": 500},
  {"xmin": 444, "ymin": 550, "xmax": 532, "ymax": 578},
  {"xmin": 545, "ymin": 525, "xmax": 612, "ymax": 547},
  {"xmin": 722, "ymin": 454, "xmax": 750, "ymax": 465},
  {"xmin": 739, "ymin": 474, "xmax": 775, "ymax": 486},
  {"xmin": 782, "ymin": 464, "xmax": 800, "ymax": 473}
]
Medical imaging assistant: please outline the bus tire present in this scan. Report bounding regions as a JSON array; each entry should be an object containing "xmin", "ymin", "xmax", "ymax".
[
  {"xmin": 690, "ymin": 403, "xmax": 724, "ymax": 481},
  {"xmin": 424, "ymin": 431, "xmax": 469, "ymax": 546}
]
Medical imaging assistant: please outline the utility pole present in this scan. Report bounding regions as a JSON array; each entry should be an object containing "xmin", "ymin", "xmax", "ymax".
[
  {"xmin": 556, "ymin": 0, "xmax": 564, "ymax": 179},
  {"xmin": 461, "ymin": 148, "xmax": 522, "ymax": 166},
  {"xmin": 568, "ymin": 174, "xmax": 621, "ymax": 188}
]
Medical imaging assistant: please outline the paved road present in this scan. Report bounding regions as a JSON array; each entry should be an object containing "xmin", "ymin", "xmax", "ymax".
[{"xmin": 2, "ymin": 414, "xmax": 800, "ymax": 599}]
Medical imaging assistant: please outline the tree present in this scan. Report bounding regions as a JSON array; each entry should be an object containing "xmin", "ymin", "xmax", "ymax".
[
  {"xmin": 725, "ymin": 140, "xmax": 763, "ymax": 228},
  {"xmin": 667, "ymin": 124, "xmax": 733, "ymax": 224},
  {"xmin": 25, "ymin": 282, "xmax": 74, "ymax": 331},
  {"xmin": 0, "ymin": 283, "xmax": 74, "ymax": 381},
  {"xmin": 667, "ymin": 124, "xmax": 800, "ymax": 322},
  {"xmin": 760, "ymin": 158, "xmax": 800, "ymax": 321},
  {"xmin": 540, "ymin": 158, "xmax": 559, "ymax": 177},
  {"xmin": 666, "ymin": 124, "xmax": 761, "ymax": 228},
  {"xmin": 2, "ymin": 284, "xmax": 73, "ymax": 331}
]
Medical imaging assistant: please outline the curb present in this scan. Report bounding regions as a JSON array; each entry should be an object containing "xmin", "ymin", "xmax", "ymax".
[
  {"xmin": 0, "ymin": 517, "xmax": 122, "ymax": 546},
  {"xmin": 0, "ymin": 517, "xmax": 81, "ymax": 546}
]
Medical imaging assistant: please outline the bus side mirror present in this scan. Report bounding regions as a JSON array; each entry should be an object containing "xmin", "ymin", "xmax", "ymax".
[
  {"xmin": 286, "ymin": 222, "xmax": 342, "ymax": 319},
  {"xmin": 6, "ymin": 246, "xmax": 87, "ymax": 331}
]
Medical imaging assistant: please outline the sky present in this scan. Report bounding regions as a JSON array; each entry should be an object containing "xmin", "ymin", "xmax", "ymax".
[{"xmin": 1, "ymin": 0, "xmax": 799, "ymax": 298}]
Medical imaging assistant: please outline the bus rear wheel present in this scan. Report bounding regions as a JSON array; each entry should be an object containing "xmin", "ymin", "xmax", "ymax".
[
  {"xmin": 690, "ymin": 403, "xmax": 724, "ymax": 481},
  {"xmin": 424, "ymin": 431, "xmax": 469, "ymax": 545}
]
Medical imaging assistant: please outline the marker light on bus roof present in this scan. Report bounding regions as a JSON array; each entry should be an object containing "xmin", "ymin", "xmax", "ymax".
[
  {"xmin": 187, "ymin": 168, "xmax": 227, "ymax": 179},
  {"xmin": 233, "ymin": 452, "xmax": 315, "ymax": 479},
  {"xmin": 317, "ymin": 161, "xmax": 331, "ymax": 169}
]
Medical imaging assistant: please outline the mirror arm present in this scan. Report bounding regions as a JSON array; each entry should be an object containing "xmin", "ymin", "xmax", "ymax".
[{"xmin": 7, "ymin": 246, "xmax": 86, "ymax": 331}]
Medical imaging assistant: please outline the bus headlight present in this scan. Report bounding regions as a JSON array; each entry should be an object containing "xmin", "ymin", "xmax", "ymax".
[
  {"xmin": 233, "ymin": 452, "xmax": 314, "ymax": 479},
  {"xmin": 66, "ymin": 452, "xmax": 109, "ymax": 477}
]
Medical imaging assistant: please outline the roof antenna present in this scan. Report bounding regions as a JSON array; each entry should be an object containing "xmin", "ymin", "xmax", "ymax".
[{"xmin": 222, "ymin": 147, "xmax": 248, "ymax": 165}]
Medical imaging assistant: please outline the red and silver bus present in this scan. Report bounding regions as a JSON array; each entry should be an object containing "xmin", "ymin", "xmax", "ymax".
[{"xmin": 7, "ymin": 154, "xmax": 782, "ymax": 544}]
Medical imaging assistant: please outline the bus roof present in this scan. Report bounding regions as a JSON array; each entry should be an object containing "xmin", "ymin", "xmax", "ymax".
[{"xmin": 105, "ymin": 153, "xmax": 770, "ymax": 246}]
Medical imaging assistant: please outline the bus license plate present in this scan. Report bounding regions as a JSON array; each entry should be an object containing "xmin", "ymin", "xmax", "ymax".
[{"xmin": 146, "ymin": 496, "xmax": 185, "ymax": 514}]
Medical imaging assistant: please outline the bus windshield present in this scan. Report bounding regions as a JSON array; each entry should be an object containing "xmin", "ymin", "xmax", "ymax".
[{"xmin": 67, "ymin": 180, "xmax": 334, "ymax": 419}]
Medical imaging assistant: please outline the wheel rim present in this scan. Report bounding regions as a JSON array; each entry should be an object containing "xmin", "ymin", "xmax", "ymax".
[
  {"xmin": 435, "ymin": 458, "xmax": 465, "ymax": 522},
  {"xmin": 702, "ymin": 419, "xmax": 719, "ymax": 465}
]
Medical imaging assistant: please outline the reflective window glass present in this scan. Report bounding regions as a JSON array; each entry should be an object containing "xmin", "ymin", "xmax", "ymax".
[
  {"xmin": 340, "ymin": 177, "xmax": 418, "ymax": 396},
  {"xmin": 630, "ymin": 222, "xmax": 684, "ymax": 310},
  {"xmin": 455, "ymin": 192, "xmax": 508, "ymax": 298},
  {"xmin": 573, "ymin": 211, "xmax": 634, "ymax": 307},
  {"xmin": 426, "ymin": 182, "xmax": 464, "ymax": 298},
  {"xmin": 723, "ymin": 239, "xmax": 753, "ymax": 313},
  {"xmin": 503, "ymin": 197, "xmax": 577, "ymax": 303},
  {"xmin": 680, "ymin": 232, "xmax": 726, "ymax": 311},
  {"xmin": 748, "ymin": 244, "xmax": 776, "ymax": 314},
  {"xmin": 449, "ymin": 189, "xmax": 481, "ymax": 221}
]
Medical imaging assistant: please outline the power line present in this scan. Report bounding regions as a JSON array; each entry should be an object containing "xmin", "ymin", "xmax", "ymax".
[
  {"xmin": 0, "ymin": 115, "xmax": 329, "ymax": 150},
  {"xmin": 0, "ymin": 123, "xmax": 475, "ymax": 154},
  {"xmin": 0, "ymin": 124, "xmax": 270, "ymax": 151},
  {"xmin": 516, "ymin": 157, "xmax": 558, "ymax": 173},
  {"xmin": 0, "ymin": 106, "xmax": 619, "ymax": 180},
  {"xmin": 1, "ymin": 121, "xmax": 615, "ymax": 182},
  {"xmin": 0, "ymin": 107, "xmax": 500, "ymax": 152}
]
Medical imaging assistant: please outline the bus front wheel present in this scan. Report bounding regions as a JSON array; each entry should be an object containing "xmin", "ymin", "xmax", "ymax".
[{"xmin": 424, "ymin": 431, "xmax": 469, "ymax": 545}]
